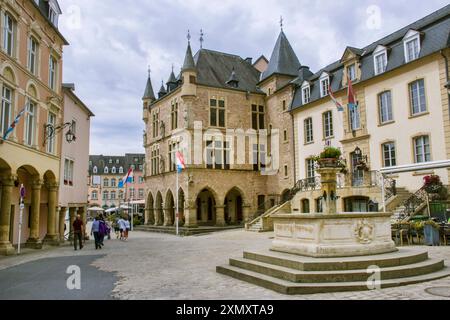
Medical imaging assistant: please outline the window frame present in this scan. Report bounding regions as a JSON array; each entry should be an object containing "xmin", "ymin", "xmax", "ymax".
[
  {"xmin": 25, "ymin": 98, "xmax": 36, "ymax": 147},
  {"xmin": 301, "ymin": 83, "xmax": 310, "ymax": 105},
  {"xmin": 409, "ymin": 79, "xmax": 427, "ymax": 116},
  {"xmin": 373, "ymin": 47, "xmax": 388, "ymax": 75},
  {"xmin": 413, "ymin": 135, "xmax": 431, "ymax": 163},
  {"xmin": 382, "ymin": 142, "xmax": 396, "ymax": 167},
  {"xmin": 378, "ymin": 90, "xmax": 393, "ymax": 124},
  {"xmin": 209, "ymin": 96, "xmax": 226, "ymax": 128},
  {"xmin": 3, "ymin": 12, "xmax": 15, "ymax": 57},
  {"xmin": 319, "ymin": 74, "xmax": 330, "ymax": 98},
  {"xmin": 1, "ymin": 85, "xmax": 12, "ymax": 137},
  {"xmin": 304, "ymin": 117, "xmax": 313, "ymax": 144},
  {"xmin": 28, "ymin": 36, "xmax": 39, "ymax": 75},
  {"xmin": 49, "ymin": 55, "xmax": 57, "ymax": 91},
  {"xmin": 46, "ymin": 111, "xmax": 57, "ymax": 154},
  {"xmin": 322, "ymin": 111, "xmax": 334, "ymax": 139},
  {"xmin": 403, "ymin": 31, "xmax": 421, "ymax": 63}
]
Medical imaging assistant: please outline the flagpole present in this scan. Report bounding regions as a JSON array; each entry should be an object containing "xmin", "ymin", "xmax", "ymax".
[{"xmin": 176, "ymin": 167, "xmax": 179, "ymax": 236}]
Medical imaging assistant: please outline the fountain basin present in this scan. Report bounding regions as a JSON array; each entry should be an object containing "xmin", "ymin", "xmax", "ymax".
[{"xmin": 271, "ymin": 212, "xmax": 397, "ymax": 258}]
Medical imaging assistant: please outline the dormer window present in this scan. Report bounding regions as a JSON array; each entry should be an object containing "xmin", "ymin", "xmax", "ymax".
[
  {"xmin": 319, "ymin": 73, "xmax": 330, "ymax": 98},
  {"xmin": 119, "ymin": 167, "xmax": 124, "ymax": 174},
  {"xmin": 93, "ymin": 166, "xmax": 98, "ymax": 174},
  {"xmin": 373, "ymin": 45, "xmax": 388, "ymax": 75},
  {"xmin": 347, "ymin": 64, "xmax": 356, "ymax": 81},
  {"xmin": 403, "ymin": 30, "xmax": 421, "ymax": 63},
  {"xmin": 301, "ymin": 82, "xmax": 311, "ymax": 105},
  {"xmin": 112, "ymin": 167, "xmax": 116, "ymax": 174},
  {"xmin": 104, "ymin": 167, "xmax": 109, "ymax": 174}
]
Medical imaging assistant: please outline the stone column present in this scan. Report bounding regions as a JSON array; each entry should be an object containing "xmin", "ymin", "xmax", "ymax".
[
  {"xmin": 68, "ymin": 207, "xmax": 77, "ymax": 241},
  {"xmin": 215, "ymin": 205, "xmax": 226, "ymax": 227},
  {"xmin": 242, "ymin": 205, "xmax": 251, "ymax": 223},
  {"xmin": 0, "ymin": 175, "xmax": 15, "ymax": 255},
  {"xmin": 164, "ymin": 206, "xmax": 174, "ymax": 226},
  {"xmin": 316, "ymin": 167, "xmax": 341, "ymax": 215},
  {"xmin": 44, "ymin": 183, "xmax": 59, "ymax": 245},
  {"xmin": 183, "ymin": 200, "xmax": 198, "ymax": 228},
  {"xmin": 59, "ymin": 207, "xmax": 66, "ymax": 242},
  {"xmin": 79, "ymin": 206, "xmax": 88, "ymax": 240},
  {"xmin": 26, "ymin": 178, "xmax": 43, "ymax": 249},
  {"xmin": 145, "ymin": 207, "xmax": 154, "ymax": 225}
]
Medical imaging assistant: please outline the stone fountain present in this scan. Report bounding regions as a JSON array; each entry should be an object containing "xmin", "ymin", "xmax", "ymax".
[
  {"xmin": 217, "ymin": 166, "xmax": 450, "ymax": 295},
  {"xmin": 271, "ymin": 167, "xmax": 397, "ymax": 258}
]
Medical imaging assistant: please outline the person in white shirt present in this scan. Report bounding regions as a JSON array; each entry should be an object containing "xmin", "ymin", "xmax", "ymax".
[
  {"xmin": 124, "ymin": 217, "xmax": 131, "ymax": 241},
  {"xmin": 118, "ymin": 217, "xmax": 126, "ymax": 240}
]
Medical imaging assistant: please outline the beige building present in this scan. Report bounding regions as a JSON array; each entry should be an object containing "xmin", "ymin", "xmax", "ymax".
[
  {"xmin": 290, "ymin": 6, "xmax": 450, "ymax": 215},
  {"xmin": 88, "ymin": 154, "xmax": 146, "ymax": 210},
  {"xmin": 59, "ymin": 83, "xmax": 94, "ymax": 237},
  {"xmin": 142, "ymin": 29, "xmax": 301, "ymax": 227},
  {"xmin": 0, "ymin": 0, "xmax": 68, "ymax": 254}
]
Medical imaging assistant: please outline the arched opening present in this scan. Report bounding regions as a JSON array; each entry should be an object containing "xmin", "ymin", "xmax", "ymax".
[
  {"xmin": 224, "ymin": 188, "xmax": 244, "ymax": 225},
  {"xmin": 155, "ymin": 191, "xmax": 164, "ymax": 226},
  {"xmin": 165, "ymin": 190, "xmax": 175, "ymax": 226},
  {"xmin": 301, "ymin": 199, "xmax": 310, "ymax": 213},
  {"xmin": 0, "ymin": 158, "xmax": 14, "ymax": 251},
  {"xmin": 281, "ymin": 189, "xmax": 291, "ymax": 203},
  {"xmin": 196, "ymin": 188, "xmax": 216, "ymax": 226},
  {"xmin": 178, "ymin": 188, "xmax": 185, "ymax": 226},
  {"xmin": 146, "ymin": 192, "xmax": 154, "ymax": 225},
  {"xmin": 315, "ymin": 197, "xmax": 323, "ymax": 213},
  {"xmin": 344, "ymin": 196, "xmax": 370, "ymax": 212}
]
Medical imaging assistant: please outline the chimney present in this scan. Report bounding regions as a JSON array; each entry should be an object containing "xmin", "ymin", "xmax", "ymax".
[{"xmin": 245, "ymin": 57, "xmax": 253, "ymax": 64}]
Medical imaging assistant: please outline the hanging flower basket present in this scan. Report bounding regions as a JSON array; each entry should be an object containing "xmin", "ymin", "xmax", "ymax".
[{"xmin": 423, "ymin": 175, "xmax": 443, "ymax": 194}]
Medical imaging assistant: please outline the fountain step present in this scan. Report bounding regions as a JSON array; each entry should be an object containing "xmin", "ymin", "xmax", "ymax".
[
  {"xmin": 216, "ymin": 264, "xmax": 450, "ymax": 295},
  {"xmin": 229, "ymin": 257, "xmax": 444, "ymax": 283},
  {"xmin": 243, "ymin": 248, "xmax": 429, "ymax": 271}
]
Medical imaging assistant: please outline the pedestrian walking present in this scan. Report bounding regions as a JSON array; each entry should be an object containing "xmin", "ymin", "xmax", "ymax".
[
  {"xmin": 91, "ymin": 217, "xmax": 101, "ymax": 249},
  {"xmin": 98, "ymin": 214, "xmax": 107, "ymax": 247},
  {"xmin": 72, "ymin": 214, "xmax": 84, "ymax": 251},
  {"xmin": 118, "ymin": 216, "xmax": 126, "ymax": 240},
  {"xmin": 124, "ymin": 216, "xmax": 131, "ymax": 241}
]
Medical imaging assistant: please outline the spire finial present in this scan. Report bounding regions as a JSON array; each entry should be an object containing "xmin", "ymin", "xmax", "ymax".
[
  {"xmin": 200, "ymin": 29, "xmax": 204, "ymax": 49},
  {"xmin": 280, "ymin": 16, "xmax": 284, "ymax": 31},
  {"xmin": 171, "ymin": 63, "xmax": 174, "ymax": 72},
  {"xmin": 187, "ymin": 29, "xmax": 191, "ymax": 43},
  {"xmin": 148, "ymin": 65, "xmax": 151, "ymax": 77}
]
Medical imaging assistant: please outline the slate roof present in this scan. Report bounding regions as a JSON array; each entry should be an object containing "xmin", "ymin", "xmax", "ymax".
[
  {"xmin": 182, "ymin": 42, "xmax": 196, "ymax": 71},
  {"xmin": 193, "ymin": 49, "xmax": 263, "ymax": 94},
  {"xmin": 89, "ymin": 154, "xmax": 145, "ymax": 175},
  {"xmin": 291, "ymin": 4, "xmax": 450, "ymax": 111},
  {"xmin": 142, "ymin": 76, "xmax": 155, "ymax": 100},
  {"xmin": 260, "ymin": 31, "xmax": 301, "ymax": 82}
]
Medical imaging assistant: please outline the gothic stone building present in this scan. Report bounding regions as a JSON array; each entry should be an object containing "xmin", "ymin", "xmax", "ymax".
[{"xmin": 142, "ymin": 30, "xmax": 301, "ymax": 227}]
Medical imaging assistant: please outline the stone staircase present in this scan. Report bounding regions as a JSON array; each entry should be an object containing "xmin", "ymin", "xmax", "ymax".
[
  {"xmin": 135, "ymin": 224, "xmax": 242, "ymax": 236},
  {"xmin": 245, "ymin": 202, "xmax": 291, "ymax": 232},
  {"xmin": 217, "ymin": 248, "xmax": 450, "ymax": 295}
]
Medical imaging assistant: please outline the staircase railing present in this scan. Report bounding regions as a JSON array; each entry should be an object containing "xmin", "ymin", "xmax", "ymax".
[{"xmin": 397, "ymin": 187, "xmax": 428, "ymax": 220}]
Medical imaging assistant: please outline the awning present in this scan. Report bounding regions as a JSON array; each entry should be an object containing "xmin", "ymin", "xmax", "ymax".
[{"xmin": 380, "ymin": 160, "xmax": 450, "ymax": 175}]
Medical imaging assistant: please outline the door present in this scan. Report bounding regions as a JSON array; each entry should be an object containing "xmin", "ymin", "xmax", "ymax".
[{"xmin": 351, "ymin": 152, "xmax": 364, "ymax": 186}]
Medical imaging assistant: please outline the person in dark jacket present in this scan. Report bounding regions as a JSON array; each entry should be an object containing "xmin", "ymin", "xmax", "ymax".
[
  {"xmin": 91, "ymin": 217, "xmax": 101, "ymax": 249},
  {"xmin": 72, "ymin": 214, "xmax": 84, "ymax": 250}
]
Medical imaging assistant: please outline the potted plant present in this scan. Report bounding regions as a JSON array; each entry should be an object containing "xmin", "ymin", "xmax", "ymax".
[
  {"xmin": 423, "ymin": 175, "xmax": 443, "ymax": 194},
  {"xmin": 422, "ymin": 219, "xmax": 441, "ymax": 246},
  {"xmin": 314, "ymin": 147, "xmax": 343, "ymax": 168}
]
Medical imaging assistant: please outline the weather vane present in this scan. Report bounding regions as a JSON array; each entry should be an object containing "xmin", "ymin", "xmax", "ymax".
[
  {"xmin": 280, "ymin": 16, "xmax": 283, "ymax": 31},
  {"xmin": 187, "ymin": 30, "xmax": 191, "ymax": 43},
  {"xmin": 148, "ymin": 65, "xmax": 151, "ymax": 77},
  {"xmin": 200, "ymin": 29, "xmax": 204, "ymax": 49}
]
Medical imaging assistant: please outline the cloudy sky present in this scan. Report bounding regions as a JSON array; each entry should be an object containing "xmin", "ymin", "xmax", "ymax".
[{"xmin": 58, "ymin": 0, "xmax": 449, "ymax": 156}]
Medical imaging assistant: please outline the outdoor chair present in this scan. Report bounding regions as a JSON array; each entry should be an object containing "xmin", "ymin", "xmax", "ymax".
[
  {"xmin": 398, "ymin": 223, "xmax": 411, "ymax": 246},
  {"xmin": 440, "ymin": 225, "xmax": 450, "ymax": 246}
]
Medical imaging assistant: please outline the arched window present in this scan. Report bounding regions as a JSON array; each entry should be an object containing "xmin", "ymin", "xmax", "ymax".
[
  {"xmin": 104, "ymin": 167, "xmax": 109, "ymax": 174},
  {"xmin": 93, "ymin": 166, "xmax": 98, "ymax": 174},
  {"xmin": 112, "ymin": 167, "xmax": 116, "ymax": 174},
  {"xmin": 119, "ymin": 167, "xmax": 124, "ymax": 174},
  {"xmin": 103, "ymin": 178, "xmax": 109, "ymax": 187}
]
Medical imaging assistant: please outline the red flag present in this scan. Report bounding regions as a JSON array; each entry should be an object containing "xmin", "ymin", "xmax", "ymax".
[{"xmin": 347, "ymin": 75, "xmax": 356, "ymax": 106}]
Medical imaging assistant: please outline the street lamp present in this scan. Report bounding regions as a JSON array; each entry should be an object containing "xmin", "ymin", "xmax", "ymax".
[
  {"xmin": 354, "ymin": 146, "xmax": 368, "ymax": 162},
  {"xmin": 43, "ymin": 121, "xmax": 76, "ymax": 146}
]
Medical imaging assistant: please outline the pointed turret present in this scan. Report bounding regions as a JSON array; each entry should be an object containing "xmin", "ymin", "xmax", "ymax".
[
  {"xmin": 226, "ymin": 67, "xmax": 239, "ymax": 88},
  {"xmin": 142, "ymin": 74, "xmax": 156, "ymax": 101},
  {"xmin": 260, "ymin": 30, "xmax": 301, "ymax": 82},
  {"xmin": 181, "ymin": 30, "xmax": 197, "ymax": 98},
  {"xmin": 158, "ymin": 81, "xmax": 167, "ymax": 99},
  {"xmin": 166, "ymin": 66, "xmax": 178, "ymax": 92}
]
